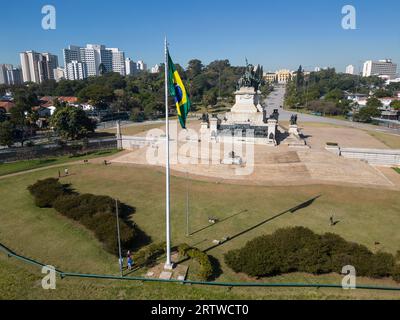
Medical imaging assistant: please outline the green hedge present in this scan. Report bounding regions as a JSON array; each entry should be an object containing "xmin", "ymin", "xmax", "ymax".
[
  {"xmin": 28, "ymin": 178, "xmax": 137, "ymax": 256},
  {"xmin": 224, "ymin": 227, "xmax": 400, "ymax": 281},
  {"xmin": 132, "ymin": 242, "xmax": 166, "ymax": 267},
  {"xmin": 178, "ymin": 243, "xmax": 214, "ymax": 281},
  {"xmin": 27, "ymin": 178, "xmax": 70, "ymax": 208}
]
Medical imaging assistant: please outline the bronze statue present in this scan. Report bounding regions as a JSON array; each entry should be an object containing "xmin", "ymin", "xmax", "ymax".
[
  {"xmin": 237, "ymin": 59, "xmax": 265, "ymax": 91},
  {"xmin": 290, "ymin": 114, "xmax": 298, "ymax": 125}
]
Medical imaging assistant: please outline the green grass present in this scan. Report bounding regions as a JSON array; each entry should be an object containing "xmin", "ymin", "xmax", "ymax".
[
  {"xmin": 0, "ymin": 149, "xmax": 121, "ymax": 177},
  {"xmin": 1, "ymin": 163, "xmax": 400, "ymax": 299},
  {"xmin": 393, "ymin": 168, "xmax": 400, "ymax": 174},
  {"xmin": 366, "ymin": 131, "xmax": 400, "ymax": 149}
]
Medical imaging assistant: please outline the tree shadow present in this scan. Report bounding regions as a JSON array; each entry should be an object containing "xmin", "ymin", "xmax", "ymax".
[
  {"xmin": 129, "ymin": 225, "xmax": 152, "ymax": 252},
  {"xmin": 203, "ymin": 195, "xmax": 322, "ymax": 253},
  {"xmin": 207, "ymin": 255, "xmax": 223, "ymax": 281},
  {"xmin": 190, "ymin": 209, "xmax": 249, "ymax": 236}
]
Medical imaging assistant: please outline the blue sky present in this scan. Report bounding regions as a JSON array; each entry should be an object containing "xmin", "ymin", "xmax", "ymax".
[{"xmin": 1, "ymin": 0, "xmax": 399, "ymax": 72}]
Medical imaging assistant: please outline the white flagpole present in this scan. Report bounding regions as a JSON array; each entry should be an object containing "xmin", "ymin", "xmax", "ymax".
[{"xmin": 164, "ymin": 36, "xmax": 173, "ymax": 270}]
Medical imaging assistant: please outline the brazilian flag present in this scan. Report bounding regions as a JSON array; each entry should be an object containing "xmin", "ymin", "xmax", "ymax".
[{"xmin": 168, "ymin": 51, "xmax": 191, "ymax": 129}]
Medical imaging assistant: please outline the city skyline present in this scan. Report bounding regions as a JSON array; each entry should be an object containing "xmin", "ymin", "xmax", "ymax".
[{"xmin": 1, "ymin": 0, "xmax": 400, "ymax": 72}]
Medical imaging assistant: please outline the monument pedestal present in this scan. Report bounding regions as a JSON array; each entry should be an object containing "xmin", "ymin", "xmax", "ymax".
[
  {"xmin": 286, "ymin": 125, "xmax": 308, "ymax": 148},
  {"xmin": 225, "ymin": 87, "xmax": 265, "ymax": 125}
]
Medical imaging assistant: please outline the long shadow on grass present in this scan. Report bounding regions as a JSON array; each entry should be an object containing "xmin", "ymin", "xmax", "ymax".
[
  {"xmin": 190, "ymin": 209, "xmax": 249, "ymax": 236},
  {"xmin": 203, "ymin": 194, "xmax": 322, "ymax": 253}
]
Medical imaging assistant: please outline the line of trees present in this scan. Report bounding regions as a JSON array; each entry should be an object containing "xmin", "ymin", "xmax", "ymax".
[
  {"xmin": 1, "ymin": 59, "xmax": 272, "ymax": 145},
  {"xmin": 284, "ymin": 67, "xmax": 390, "ymax": 120}
]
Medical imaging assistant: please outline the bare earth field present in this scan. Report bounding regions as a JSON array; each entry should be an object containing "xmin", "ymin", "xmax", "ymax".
[{"xmin": 111, "ymin": 123, "xmax": 400, "ymax": 190}]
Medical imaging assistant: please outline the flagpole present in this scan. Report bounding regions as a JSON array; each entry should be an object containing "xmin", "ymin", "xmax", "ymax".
[{"xmin": 164, "ymin": 36, "xmax": 173, "ymax": 270}]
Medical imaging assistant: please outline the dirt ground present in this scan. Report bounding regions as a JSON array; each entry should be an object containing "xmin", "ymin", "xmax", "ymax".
[{"xmin": 111, "ymin": 123, "xmax": 400, "ymax": 190}]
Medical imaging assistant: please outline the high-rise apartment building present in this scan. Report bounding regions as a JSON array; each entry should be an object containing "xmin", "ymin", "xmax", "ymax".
[
  {"xmin": 63, "ymin": 44, "xmax": 126, "ymax": 79},
  {"xmin": 108, "ymin": 48, "xmax": 126, "ymax": 76},
  {"xmin": 125, "ymin": 58, "xmax": 137, "ymax": 75},
  {"xmin": 19, "ymin": 51, "xmax": 58, "ymax": 83},
  {"xmin": 65, "ymin": 61, "xmax": 87, "ymax": 80},
  {"xmin": 137, "ymin": 60, "xmax": 147, "ymax": 72},
  {"xmin": 345, "ymin": 65, "xmax": 355, "ymax": 75},
  {"xmin": 362, "ymin": 59, "xmax": 397, "ymax": 79}
]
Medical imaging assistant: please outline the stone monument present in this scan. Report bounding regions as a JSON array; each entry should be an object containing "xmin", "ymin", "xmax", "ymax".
[
  {"xmin": 201, "ymin": 60, "xmax": 281, "ymax": 147},
  {"xmin": 285, "ymin": 114, "xmax": 308, "ymax": 148}
]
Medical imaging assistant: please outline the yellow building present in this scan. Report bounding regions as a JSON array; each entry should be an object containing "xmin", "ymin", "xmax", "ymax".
[
  {"xmin": 276, "ymin": 69, "xmax": 292, "ymax": 84},
  {"xmin": 264, "ymin": 72, "xmax": 277, "ymax": 84}
]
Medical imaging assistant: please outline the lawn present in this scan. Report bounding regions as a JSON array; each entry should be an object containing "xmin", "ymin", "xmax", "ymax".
[
  {"xmin": 366, "ymin": 131, "xmax": 400, "ymax": 149},
  {"xmin": 1, "ymin": 163, "xmax": 400, "ymax": 299},
  {"xmin": 0, "ymin": 149, "xmax": 121, "ymax": 177},
  {"xmin": 99, "ymin": 123, "xmax": 164, "ymax": 136}
]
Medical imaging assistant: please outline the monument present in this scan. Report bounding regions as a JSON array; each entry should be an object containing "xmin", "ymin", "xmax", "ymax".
[
  {"xmin": 201, "ymin": 60, "xmax": 280, "ymax": 146},
  {"xmin": 285, "ymin": 114, "xmax": 309, "ymax": 148}
]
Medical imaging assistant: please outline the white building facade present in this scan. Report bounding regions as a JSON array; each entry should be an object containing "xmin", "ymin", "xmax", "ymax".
[
  {"xmin": 20, "ymin": 51, "xmax": 59, "ymax": 83},
  {"xmin": 345, "ymin": 65, "xmax": 355, "ymax": 75},
  {"xmin": 65, "ymin": 61, "xmax": 87, "ymax": 80},
  {"xmin": 363, "ymin": 59, "xmax": 397, "ymax": 79},
  {"xmin": 125, "ymin": 58, "xmax": 137, "ymax": 75},
  {"xmin": 137, "ymin": 60, "xmax": 147, "ymax": 72},
  {"xmin": 63, "ymin": 44, "xmax": 126, "ymax": 79}
]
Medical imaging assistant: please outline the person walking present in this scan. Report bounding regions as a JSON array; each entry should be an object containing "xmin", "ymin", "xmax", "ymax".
[{"xmin": 127, "ymin": 256, "xmax": 133, "ymax": 270}]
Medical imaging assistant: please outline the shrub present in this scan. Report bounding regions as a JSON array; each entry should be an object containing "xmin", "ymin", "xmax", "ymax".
[
  {"xmin": 178, "ymin": 243, "xmax": 214, "ymax": 280},
  {"xmin": 27, "ymin": 178, "xmax": 69, "ymax": 207},
  {"xmin": 224, "ymin": 227, "xmax": 399, "ymax": 281},
  {"xmin": 29, "ymin": 178, "xmax": 140, "ymax": 256},
  {"xmin": 132, "ymin": 242, "xmax": 166, "ymax": 267},
  {"xmin": 392, "ymin": 264, "xmax": 400, "ymax": 282}
]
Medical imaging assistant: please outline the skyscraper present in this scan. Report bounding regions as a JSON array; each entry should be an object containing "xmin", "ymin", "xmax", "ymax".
[
  {"xmin": 107, "ymin": 48, "xmax": 126, "ymax": 76},
  {"xmin": 125, "ymin": 58, "xmax": 137, "ymax": 75},
  {"xmin": 137, "ymin": 60, "xmax": 147, "ymax": 72},
  {"xmin": 63, "ymin": 44, "xmax": 126, "ymax": 79},
  {"xmin": 65, "ymin": 61, "xmax": 87, "ymax": 80},
  {"xmin": 19, "ymin": 51, "xmax": 58, "ymax": 83},
  {"xmin": 0, "ymin": 64, "xmax": 10, "ymax": 84}
]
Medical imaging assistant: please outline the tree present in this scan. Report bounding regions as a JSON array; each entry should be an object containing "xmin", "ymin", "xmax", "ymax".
[
  {"xmin": 187, "ymin": 59, "xmax": 203, "ymax": 79},
  {"xmin": 325, "ymin": 88, "xmax": 344, "ymax": 102},
  {"xmin": 390, "ymin": 100, "xmax": 400, "ymax": 110},
  {"xmin": 373, "ymin": 89, "xmax": 392, "ymax": 98},
  {"xmin": 354, "ymin": 99, "xmax": 382, "ymax": 123},
  {"xmin": 50, "ymin": 107, "xmax": 96, "ymax": 140},
  {"xmin": 296, "ymin": 65, "xmax": 304, "ymax": 89},
  {"xmin": 0, "ymin": 121, "xmax": 14, "ymax": 147},
  {"xmin": 202, "ymin": 91, "xmax": 218, "ymax": 108},
  {"xmin": 99, "ymin": 63, "xmax": 107, "ymax": 76},
  {"xmin": 77, "ymin": 84, "xmax": 114, "ymax": 106},
  {"xmin": 366, "ymin": 97, "xmax": 383, "ymax": 109}
]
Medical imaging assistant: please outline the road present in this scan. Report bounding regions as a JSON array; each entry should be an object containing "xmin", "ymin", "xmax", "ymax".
[{"xmin": 264, "ymin": 85, "xmax": 400, "ymax": 136}]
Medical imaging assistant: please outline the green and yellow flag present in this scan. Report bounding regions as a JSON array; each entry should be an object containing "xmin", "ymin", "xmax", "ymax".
[{"xmin": 168, "ymin": 51, "xmax": 191, "ymax": 129}]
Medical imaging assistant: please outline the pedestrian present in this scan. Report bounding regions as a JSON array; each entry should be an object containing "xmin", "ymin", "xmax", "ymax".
[
  {"xmin": 330, "ymin": 216, "xmax": 334, "ymax": 226},
  {"xmin": 127, "ymin": 256, "xmax": 133, "ymax": 270},
  {"xmin": 64, "ymin": 168, "xmax": 69, "ymax": 176}
]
